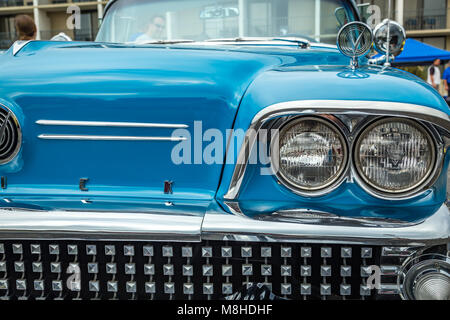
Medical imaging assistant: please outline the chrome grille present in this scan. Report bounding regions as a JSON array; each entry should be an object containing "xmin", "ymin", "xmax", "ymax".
[
  {"xmin": 0, "ymin": 240, "xmax": 389, "ymax": 300},
  {"xmin": 0, "ymin": 106, "xmax": 21, "ymax": 164},
  {"xmin": 378, "ymin": 246, "xmax": 419, "ymax": 298}
]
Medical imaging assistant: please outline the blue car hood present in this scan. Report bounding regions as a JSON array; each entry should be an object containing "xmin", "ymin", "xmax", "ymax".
[
  {"xmin": 0, "ymin": 41, "xmax": 446, "ymax": 213},
  {"xmin": 0, "ymin": 41, "xmax": 296, "ymax": 211}
]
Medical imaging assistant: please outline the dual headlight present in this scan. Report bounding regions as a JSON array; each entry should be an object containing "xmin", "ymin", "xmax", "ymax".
[{"xmin": 274, "ymin": 116, "xmax": 437, "ymax": 196}]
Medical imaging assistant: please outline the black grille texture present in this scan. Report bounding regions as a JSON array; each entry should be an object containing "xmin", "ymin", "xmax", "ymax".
[{"xmin": 0, "ymin": 240, "xmax": 382, "ymax": 300}]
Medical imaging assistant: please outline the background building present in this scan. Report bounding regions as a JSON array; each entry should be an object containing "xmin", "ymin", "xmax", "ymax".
[
  {"xmin": 0, "ymin": 0, "xmax": 107, "ymax": 49},
  {"xmin": 1, "ymin": 0, "xmax": 450, "ymax": 50},
  {"xmin": 356, "ymin": 0, "xmax": 450, "ymax": 50}
]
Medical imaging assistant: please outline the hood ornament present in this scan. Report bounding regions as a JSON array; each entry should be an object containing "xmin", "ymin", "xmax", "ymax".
[{"xmin": 337, "ymin": 22, "xmax": 373, "ymax": 70}]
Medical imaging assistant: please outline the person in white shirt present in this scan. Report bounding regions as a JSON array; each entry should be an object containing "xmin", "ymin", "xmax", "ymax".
[
  {"xmin": 134, "ymin": 15, "xmax": 166, "ymax": 43},
  {"xmin": 427, "ymin": 58, "xmax": 441, "ymax": 90}
]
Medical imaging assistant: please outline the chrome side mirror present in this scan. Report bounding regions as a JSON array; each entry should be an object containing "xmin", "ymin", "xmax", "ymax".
[{"xmin": 373, "ymin": 19, "xmax": 406, "ymax": 57}]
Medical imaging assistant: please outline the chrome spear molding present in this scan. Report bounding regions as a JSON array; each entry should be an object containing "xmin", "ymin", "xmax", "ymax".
[
  {"xmin": 38, "ymin": 134, "xmax": 187, "ymax": 142},
  {"xmin": 36, "ymin": 120, "xmax": 189, "ymax": 141},
  {"xmin": 224, "ymin": 100, "xmax": 450, "ymax": 200},
  {"xmin": 36, "ymin": 120, "xmax": 189, "ymax": 129}
]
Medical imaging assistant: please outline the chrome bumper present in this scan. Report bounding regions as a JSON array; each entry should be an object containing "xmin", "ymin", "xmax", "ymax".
[
  {"xmin": 0, "ymin": 204, "xmax": 448, "ymax": 300},
  {"xmin": 0, "ymin": 204, "xmax": 448, "ymax": 247}
]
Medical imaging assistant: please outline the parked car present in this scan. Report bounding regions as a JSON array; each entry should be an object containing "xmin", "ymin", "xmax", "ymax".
[{"xmin": 0, "ymin": 0, "xmax": 448, "ymax": 301}]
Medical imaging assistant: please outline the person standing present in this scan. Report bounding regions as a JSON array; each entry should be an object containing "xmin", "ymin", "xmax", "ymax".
[
  {"xmin": 427, "ymin": 58, "xmax": 441, "ymax": 91},
  {"xmin": 443, "ymin": 62, "xmax": 450, "ymax": 97},
  {"xmin": 14, "ymin": 14, "xmax": 37, "ymax": 41}
]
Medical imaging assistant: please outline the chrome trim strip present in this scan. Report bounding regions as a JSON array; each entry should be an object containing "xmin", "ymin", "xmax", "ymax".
[
  {"xmin": 382, "ymin": 246, "xmax": 418, "ymax": 257},
  {"xmin": 378, "ymin": 284, "xmax": 400, "ymax": 295},
  {"xmin": 224, "ymin": 100, "xmax": 450, "ymax": 200},
  {"xmin": 12, "ymin": 40, "xmax": 32, "ymax": 56},
  {"xmin": 0, "ymin": 210, "xmax": 202, "ymax": 242},
  {"xmin": 256, "ymin": 209, "xmax": 419, "ymax": 228},
  {"xmin": 223, "ymin": 201, "xmax": 246, "ymax": 217},
  {"xmin": 380, "ymin": 265, "xmax": 400, "ymax": 276},
  {"xmin": 38, "ymin": 134, "xmax": 186, "ymax": 141},
  {"xmin": 36, "ymin": 120, "xmax": 188, "ymax": 129},
  {"xmin": 201, "ymin": 204, "xmax": 450, "ymax": 245}
]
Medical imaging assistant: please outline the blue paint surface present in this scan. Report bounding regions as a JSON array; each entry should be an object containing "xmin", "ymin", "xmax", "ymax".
[{"xmin": 0, "ymin": 41, "xmax": 448, "ymax": 221}]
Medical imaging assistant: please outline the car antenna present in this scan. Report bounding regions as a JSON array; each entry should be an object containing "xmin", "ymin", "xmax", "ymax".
[{"xmin": 384, "ymin": 0, "xmax": 392, "ymax": 67}]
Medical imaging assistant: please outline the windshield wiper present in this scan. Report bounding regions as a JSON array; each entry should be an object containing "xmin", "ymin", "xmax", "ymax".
[
  {"xmin": 133, "ymin": 39, "xmax": 196, "ymax": 45},
  {"xmin": 205, "ymin": 37, "xmax": 311, "ymax": 49}
]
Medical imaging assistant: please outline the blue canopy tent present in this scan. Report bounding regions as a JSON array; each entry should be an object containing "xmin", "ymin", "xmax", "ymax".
[{"xmin": 387, "ymin": 38, "xmax": 450, "ymax": 65}]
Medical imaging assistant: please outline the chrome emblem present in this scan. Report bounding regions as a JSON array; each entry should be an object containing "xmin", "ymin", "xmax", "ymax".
[{"xmin": 337, "ymin": 22, "xmax": 373, "ymax": 69}]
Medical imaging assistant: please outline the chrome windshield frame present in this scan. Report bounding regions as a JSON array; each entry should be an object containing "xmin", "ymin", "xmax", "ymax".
[
  {"xmin": 100, "ymin": 0, "xmax": 361, "ymax": 44},
  {"xmin": 103, "ymin": 0, "xmax": 361, "ymax": 23}
]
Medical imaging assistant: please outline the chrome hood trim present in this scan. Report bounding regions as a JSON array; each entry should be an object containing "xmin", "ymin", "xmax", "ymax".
[
  {"xmin": 224, "ymin": 100, "xmax": 450, "ymax": 200},
  {"xmin": 38, "ymin": 134, "xmax": 186, "ymax": 142}
]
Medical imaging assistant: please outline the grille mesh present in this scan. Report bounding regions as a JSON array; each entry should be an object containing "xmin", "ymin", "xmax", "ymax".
[
  {"xmin": 0, "ymin": 240, "xmax": 383, "ymax": 300},
  {"xmin": 0, "ymin": 107, "xmax": 20, "ymax": 164}
]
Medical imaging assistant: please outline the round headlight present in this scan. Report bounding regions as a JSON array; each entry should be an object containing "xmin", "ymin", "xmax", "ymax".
[
  {"xmin": 399, "ymin": 254, "xmax": 450, "ymax": 300},
  {"xmin": 414, "ymin": 272, "xmax": 450, "ymax": 300},
  {"xmin": 275, "ymin": 117, "xmax": 347, "ymax": 192},
  {"xmin": 355, "ymin": 118, "xmax": 435, "ymax": 194}
]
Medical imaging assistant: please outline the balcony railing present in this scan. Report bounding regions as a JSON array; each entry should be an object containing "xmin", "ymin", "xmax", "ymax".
[
  {"xmin": 404, "ymin": 9, "xmax": 448, "ymax": 31},
  {"xmin": 0, "ymin": 0, "xmax": 98, "ymax": 7},
  {"xmin": 0, "ymin": 0, "xmax": 32, "ymax": 7},
  {"xmin": 0, "ymin": 28, "xmax": 97, "ymax": 49},
  {"xmin": 50, "ymin": 0, "xmax": 100, "ymax": 3},
  {"xmin": 40, "ymin": 29, "xmax": 69, "ymax": 40},
  {"xmin": 40, "ymin": 28, "xmax": 97, "ymax": 41},
  {"xmin": 74, "ymin": 29, "xmax": 97, "ymax": 41},
  {"xmin": 0, "ymin": 31, "xmax": 15, "ymax": 50}
]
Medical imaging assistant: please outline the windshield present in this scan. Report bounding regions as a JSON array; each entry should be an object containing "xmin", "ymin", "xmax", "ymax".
[{"xmin": 96, "ymin": 0, "xmax": 357, "ymax": 45}]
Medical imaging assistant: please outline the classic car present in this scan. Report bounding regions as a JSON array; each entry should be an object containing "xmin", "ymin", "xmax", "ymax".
[{"xmin": 0, "ymin": 0, "xmax": 448, "ymax": 301}]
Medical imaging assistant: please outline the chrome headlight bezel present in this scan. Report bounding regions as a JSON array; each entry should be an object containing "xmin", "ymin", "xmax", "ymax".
[
  {"xmin": 398, "ymin": 253, "xmax": 450, "ymax": 300},
  {"xmin": 353, "ymin": 117, "xmax": 438, "ymax": 196},
  {"xmin": 271, "ymin": 116, "xmax": 349, "ymax": 196},
  {"xmin": 224, "ymin": 100, "xmax": 449, "ymax": 202}
]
